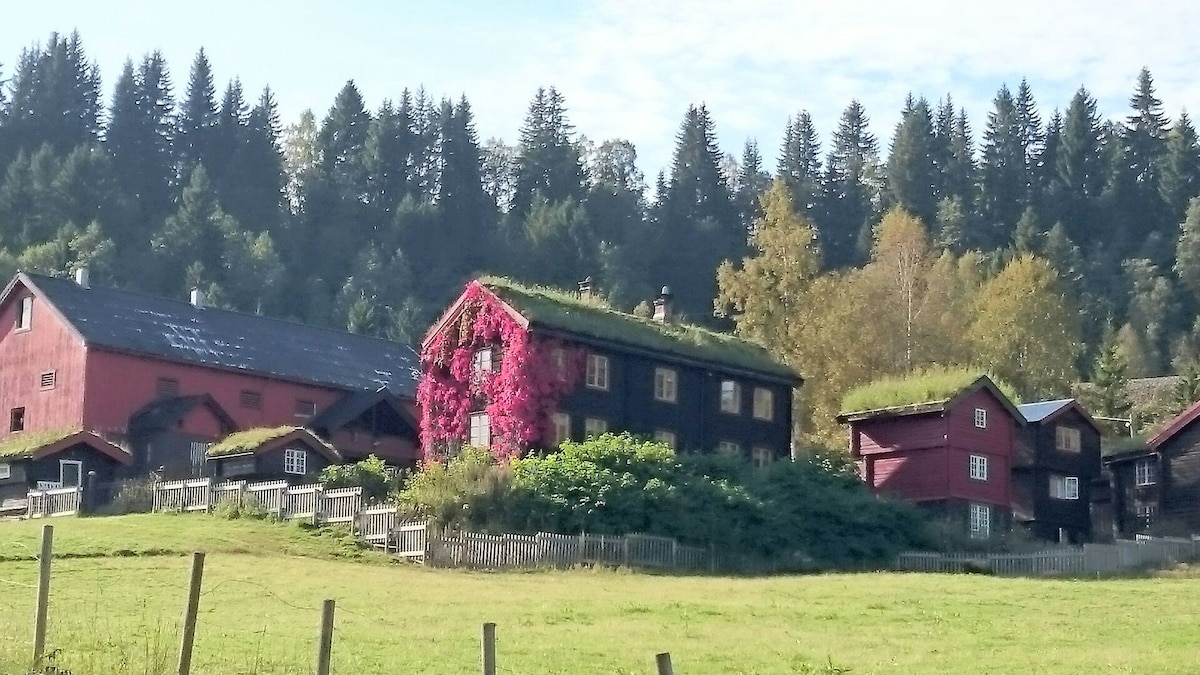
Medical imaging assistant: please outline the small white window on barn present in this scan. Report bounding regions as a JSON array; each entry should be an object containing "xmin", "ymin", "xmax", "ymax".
[
  {"xmin": 654, "ymin": 430, "xmax": 677, "ymax": 450},
  {"xmin": 720, "ymin": 381, "xmax": 742, "ymax": 414},
  {"xmin": 584, "ymin": 417, "xmax": 607, "ymax": 438},
  {"xmin": 16, "ymin": 295, "xmax": 32, "ymax": 330},
  {"xmin": 1135, "ymin": 458, "xmax": 1157, "ymax": 486},
  {"xmin": 550, "ymin": 412, "xmax": 571, "ymax": 448},
  {"xmin": 654, "ymin": 367, "xmax": 678, "ymax": 403},
  {"xmin": 753, "ymin": 387, "xmax": 774, "ymax": 421},
  {"xmin": 1049, "ymin": 475, "xmax": 1080, "ymax": 500},
  {"xmin": 585, "ymin": 354, "xmax": 610, "ymax": 391},
  {"xmin": 0, "ymin": 463, "xmax": 10, "ymax": 479},
  {"xmin": 472, "ymin": 348, "xmax": 494, "ymax": 378},
  {"xmin": 970, "ymin": 504, "xmax": 991, "ymax": 539},
  {"xmin": 974, "ymin": 408, "xmax": 988, "ymax": 429},
  {"xmin": 469, "ymin": 412, "xmax": 491, "ymax": 448},
  {"xmin": 752, "ymin": 447, "xmax": 774, "ymax": 469},
  {"xmin": 284, "ymin": 448, "xmax": 308, "ymax": 475},
  {"xmin": 969, "ymin": 454, "xmax": 988, "ymax": 481},
  {"xmin": 1056, "ymin": 426, "xmax": 1081, "ymax": 452},
  {"xmin": 39, "ymin": 371, "xmax": 56, "ymax": 390}
]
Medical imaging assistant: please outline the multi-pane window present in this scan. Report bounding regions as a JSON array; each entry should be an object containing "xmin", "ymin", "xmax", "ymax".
[
  {"xmin": 654, "ymin": 430, "xmax": 677, "ymax": 449},
  {"xmin": 970, "ymin": 503, "xmax": 991, "ymax": 539},
  {"xmin": 969, "ymin": 454, "xmax": 988, "ymax": 481},
  {"xmin": 1055, "ymin": 426, "xmax": 1081, "ymax": 452},
  {"xmin": 156, "ymin": 377, "xmax": 180, "ymax": 398},
  {"xmin": 720, "ymin": 381, "xmax": 742, "ymax": 414},
  {"xmin": 1136, "ymin": 503, "xmax": 1157, "ymax": 524},
  {"xmin": 239, "ymin": 390, "xmax": 262, "ymax": 410},
  {"xmin": 283, "ymin": 448, "xmax": 308, "ymax": 475},
  {"xmin": 469, "ymin": 412, "xmax": 491, "ymax": 448},
  {"xmin": 16, "ymin": 295, "xmax": 32, "ymax": 330},
  {"xmin": 9, "ymin": 407, "xmax": 24, "ymax": 433},
  {"xmin": 654, "ymin": 367, "xmax": 678, "ymax": 403},
  {"xmin": 1049, "ymin": 475, "xmax": 1080, "ymax": 500},
  {"xmin": 974, "ymin": 408, "xmax": 988, "ymax": 429},
  {"xmin": 1135, "ymin": 458, "xmax": 1157, "ymax": 486},
  {"xmin": 751, "ymin": 447, "xmax": 774, "ymax": 468},
  {"xmin": 585, "ymin": 354, "xmax": 610, "ymax": 390},
  {"xmin": 716, "ymin": 440, "xmax": 740, "ymax": 456},
  {"xmin": 753, "ymin": 387, "xmax": 774, "ymax": 421},
  {"xmin": 39, "ymin": 371, "xmax": 56, "ymax": 390},
  {"xmin": 584, "ymin": 417, "xmax": 608, "ymax": 438},
  {"xmin": 295, "ymin": 400, "xmax": 317, "ymax": 419},
  {"xmin": 0, "ymin": 463, "xmax": 10, "ymax": 479},
  {"xmin": 472, "ymin": 348, "xmax": 494, "ymax": 378},
  {"xmin": 550, "ymin": 412, "xmax": 571, "ymax": 448}
]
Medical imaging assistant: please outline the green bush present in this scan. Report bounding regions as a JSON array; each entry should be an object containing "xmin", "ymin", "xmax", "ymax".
[
  {"xmin": 98, "ymin": 477, "xmax": 157, "ymax": 515},
  {"xmin": 318, "ymin": 455, "xmax": 400, "ymax": 502},
  {"xmin": 395, "ymin": 446, "xmax": 509, "ymax": 530},
  {"xmin": 211, "ymin": 494, "xmax": 267, "ymax": 520}
]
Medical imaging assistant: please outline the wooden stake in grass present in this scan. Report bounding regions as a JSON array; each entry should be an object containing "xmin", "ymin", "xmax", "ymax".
[
  {"xmin": 481, "ymin": 622, "xmax": 496, "ymax": 675},
  {"xmin": 176, "ymin": 551, "xmax": 205, "ymax": 675},
  {"xmin": 31, "ymin": 524, "xmax": 53, "ymax": 669},
  {"xmin": 655, "ymin": 652, "xmax": 674, "ymax": 675},
  {"xmin": 316, "ymin": 599, "xmax": 335, "ymax": 675}
]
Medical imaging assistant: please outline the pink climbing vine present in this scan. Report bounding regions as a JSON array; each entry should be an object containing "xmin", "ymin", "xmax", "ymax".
[{"xmin": 418, "ymin": 281, "xmax": 585, "ymax": 462}]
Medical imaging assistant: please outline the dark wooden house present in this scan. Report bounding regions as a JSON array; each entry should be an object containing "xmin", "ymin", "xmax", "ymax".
[
  {"xmin": 1105, "ymin": 400, "xmax": 1200, "ymax": 536},
  {"xmin": 420, "ymin": 278, "xmax": 800, "ymax": 462},
  {"xmin": 1013, "ymin": 399, "xmax": 1103, "ymax": 543},
  {"xmin": 837, "ymin": 376, "xmax": 1024, "ymax": 540},
  {"xmin": 0, "ymin": 429, "xmax": 131, "ymax": 505},
  {"xmin": 207, "ymin": 427, "xmax": 342, "ymax": 483}
]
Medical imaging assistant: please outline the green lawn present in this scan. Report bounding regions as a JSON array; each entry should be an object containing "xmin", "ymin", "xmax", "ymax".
[{"xmin": 1, "ymin": 515, "xmax": 1197, "ymax": 674}]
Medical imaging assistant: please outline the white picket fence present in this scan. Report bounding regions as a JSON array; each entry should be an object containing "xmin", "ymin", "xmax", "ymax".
[
  {"xmin": 26, "ymin": 486, "xmax": 83, "ymax": 518},
  {"xmin": 153, "ymin": 477, "xmax": 364, "ymax": 525},
  {"xmin": 407, "ymin": 528, "xmax": 714, "ymax": 571},
  {"xmin": 896, "ymin": 535, "xmax": 1200, "ymax": 576}
]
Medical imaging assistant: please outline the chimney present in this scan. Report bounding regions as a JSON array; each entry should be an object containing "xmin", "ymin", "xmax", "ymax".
[
  {"xmin": 653, "ymin": 286, "xmax": 673, "ymax": 323},
  {"xmin": 577, "ymin": 276, "xmax": 594, "ymax": 299},
  {"xmin": 190, "ymin": 287, "xmax": 205, "ymax": 310},
  {"xmin": 74, "ymin": 267, "xmax": 90, "ymax": 289}
]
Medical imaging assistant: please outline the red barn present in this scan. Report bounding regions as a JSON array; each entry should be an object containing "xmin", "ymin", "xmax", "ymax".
[
  {"xmin": 837, "ymin": 376, "xmax": 1024, "ymax": 540},
  {"xmin": 0, "ymin": 270, "xmax": 421, "ymax": 496}
]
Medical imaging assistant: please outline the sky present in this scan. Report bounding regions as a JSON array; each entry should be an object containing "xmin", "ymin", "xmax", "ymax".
[{"xmin": 4, "ymin": 1, "xmax": 1200, "ymax": 177}]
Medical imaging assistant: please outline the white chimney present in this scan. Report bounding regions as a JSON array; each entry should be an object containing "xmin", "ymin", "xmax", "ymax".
[
  {"xmin": 652, "ymin": 286, "xmax": 674, "ymax": 323},
  {"xmin": 74, "ymin": 267, "xmax": 90, "ymax": 289},
  {"xmin": 190, "ymin": 287, "xmax": 205, "ymax": 309}
]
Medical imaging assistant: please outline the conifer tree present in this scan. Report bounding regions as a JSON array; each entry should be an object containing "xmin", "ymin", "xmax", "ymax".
[
  {"xmin": 735, "ymin": 140, "xmax": 771, "ymax": 234},
  {"xmin": 2, "ymin": 32, "xmax": 101, "ymax": 161},
  {"xmin": 177, "ymin": 49, "xmax": 219, "ymax": 177},
  {"xmin": 1052, "ymin": 88, "xmax": 1104, "ymax": 246},
  {"xmin": 1124, "ymin": 68, "xmax": 1170, "ymax": 238},
  {"xmin": 511, "ymin": 87, "xmax": 585, "ymax": 217},
  {"xmin": 821, "ymin": 100, "xmax": 881, "ymax": 268},
  {"xmin": 1160, "ymin": 111, "xmax": 1200, "ymax": 224},
  {"xmin": 777, "ymin": 111, "xmax": 822, "ymax": 214},
  {"xmin": 887, "ymin": 95, "xmax": 938, "ymax": 226},
  {"xmin": 977, "ymin": 85, "xmax": 1024, "ymax": 249},
  {"xmin": 1091, "ymin": 324, "xmax": 1131, "ymax": 417}
]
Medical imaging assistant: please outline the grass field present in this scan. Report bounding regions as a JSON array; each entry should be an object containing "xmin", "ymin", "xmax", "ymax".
[{"xmin": 1, "ymin": 515, "xmax": 1198, "ymax": 674}]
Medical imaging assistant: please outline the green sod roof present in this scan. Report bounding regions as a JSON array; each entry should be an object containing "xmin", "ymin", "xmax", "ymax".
[
  {"xmin": 0, "ymin": 428, "xmax": 81, "ymax": 459},
  {"xmin": 841, "ymin": 367, "xmax": 1021, "ymax": 415},
  {"xmin": 207, "ymin": 427, "xmax": 304, "ymax": 457},
  {"xmin": 480, "ymin": 277, "xmax": 797, "ymax": 381}
]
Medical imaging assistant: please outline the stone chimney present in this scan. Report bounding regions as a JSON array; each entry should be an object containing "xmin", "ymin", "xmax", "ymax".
[
  {"xmin": 652, "ymin": 286, "xmax": 673, "ymax": 323},
  {"xmin": 190, "ymin": 287, "xmax": 205, "ymax": 309},
  {"xmin": 577, "ymin": 276, "xmax": 594, "ymax": 300},
  {"xmin": 74, "ymin": 267, "xmax": 90, "ymax": 289}
]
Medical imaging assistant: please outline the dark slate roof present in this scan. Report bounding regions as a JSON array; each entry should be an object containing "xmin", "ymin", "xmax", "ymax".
[
  {"xmin": 1017, "ymin": 399, "xmax": 1074, "ymax": 423},
  {"xmin": 309, "ymin": 388, "xmax": 417, "ymax": 434},
  {"xmin": 22, "ymin": 273, "xmax": 421, "ymax": 396}
]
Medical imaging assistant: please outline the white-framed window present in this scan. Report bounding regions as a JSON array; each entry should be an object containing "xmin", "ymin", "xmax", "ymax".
[
  {"xmin": 753, "ymin": 387, "xmax": 774, "ymax": 421},
  {"xmin": 469, "ymin": 412, "xmax": 491, "ymax": 447},
  {"xmin": 472, "ymin": 348, "xmax": 494, "ymax": 377},
  {"xmin": 970, "ymin": 503, "xmax": 991, "ymax": 539},
  {"xmin": 40, "ymin": 371, "xmax": 56, "ymax": 390},
  {"xmin": 585, "ymin": 354, "xmax": 610, "ymax": 391},
  {"xmin": 654, "ymin": 367, "xmax": 678, "ymax": 403},
  {"xmin": 752, "ymin": 447, "xmax": 774, "ymax": 468},
  {"xmin": 584, "ymin": 417, "xmax": 608, "ymax": 438},
  {"xmin": 974, "ymin": 408, "xmax": 987, "ymax": 429},
  {"xmin": 1055, "ymin": 426, "xmax": 1081, "ymax": 452},
  {"xmin": 283, "ymin": 448, "xmax": 308, "ymax": 475},
  {"xmin": 1135, "ymin": 458, "xmax": 1157, "ymax": 486},
  {"xmin": 654, "ymin": 430, "xmax": 677, "ymax": 449},
  {"xmin": 16, "ymin": 295, "xmax": 32, "ymax": 330},
  {"xmin": 59, "ymin": 460, "xmax": 83, "ymax": 487},
  {"xmin": 1049, "ymin": 475, "xmax": 1080, "ymax": 500},
  {"xmin": 0, "ymin": 463, "xmax": 10, "ymax": 479},
  {"xmin": 720, "ymin": 380, "xmax": 742, "ymax": 414},
  {"xmin": 1136, "ymin": 503, "xmax": 1157, "ymax": 524},
  {"xmin": 716, "ymin": 440, "xmax": 740, "ymax": 456},
  {"xmin": 550, "ymin": 412, "xmax": 571, "ymax": 447},
  {"xmin": 969, "ymin": 454, "xmax": 988, "ymax": 481}
]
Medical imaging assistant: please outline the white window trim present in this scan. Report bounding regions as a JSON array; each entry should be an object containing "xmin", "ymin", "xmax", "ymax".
[
  {"xmin": 974, "ymin": 408, "xmax": 987, "ymax": 429},
  {"xmin": 1056, "ymin": 426, "xmax": 1081, "ymax": 453},
  {"xmin": 753, "ymin": 387, "xmax": 774, "ymax": 421},
  {"xmin": 969, "ymin": 454, "xmax": 988, "ymax": 481},
  {"xmin": 17, "ymin": 296, "xmax": 32, "ymax": 331},
  {"xmin": 1135, "ymin": 458, "xmax": 1157, "ymax": 487},
  {"xmin": 1050, "ymin": 475, "xmax": 1080, "ymax": 501},
  {"xmin": 584, "ymin": 417, "xmax": 608, "ymax": 438},
  {"xmin": 0, "ymin": 463, "xmax": 10, "ymax": 479},
  {"xmin": 469, "ymin": 412, "xmax": 491, "ymax": 448},
  {"xmin": 59, "ymin": 459, "xmax": 83, "ymax": 487},
  {"xmin": 716, "ymin": 440, "xmax": 740, "ymax": 456},
  {"xmin": 720, "ymin": 381, "xmax": 742, "ymax": 415},
  {"xmin": 654, "ymin": 367, "xmax": 678, "ymax": 403},
  {"xmin": 655, "ymin": 430, "xmax": 677, "ymax": 449},
  {"xmin": 472, "ymin": 348, "xmax": 494, "ymax": 376},
  {"xmin": 283, "ymin": 448, "xmax": 308, "ymax": 475},
  {"xmin": 970, "ymin": 503, "xmax": 991, "ymax": 539},
  {"xmin": 752, "ymin": 447, "xmax": 773, "ymax": 468},
  {"xmin": 551, "ymin": 412, "xmax": 571, "ymax": 447},
  {"xmin": 585, "ymin": 354, "xmax": 610, "ymax": 391}
]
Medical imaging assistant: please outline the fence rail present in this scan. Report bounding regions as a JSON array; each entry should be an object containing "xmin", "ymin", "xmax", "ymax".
[
  {"xmin": 895, "ymin": 535, "xmax": 1200, "ymax": 576},
  {"xmin": 26, "ymin": 486, "xmax": 82, "ymax": 518},
  {"xmin": 152, "ymin": 478, "xmax": 363, "ymax": 526}
]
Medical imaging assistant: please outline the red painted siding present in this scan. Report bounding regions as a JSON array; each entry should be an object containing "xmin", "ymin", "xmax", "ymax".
[
  {"xmin": 859, "ymin": 414, "xmax": 947, "ymax": 454},
  {"xmin": 83, "ymin": 350, "xmax": 347, "ymax": 436},
  {"xmin": 179, "ymin": 401, "xmax": 227, "ymax": 439},
  {"xmin": 0, "ymin": 283, "xmax": 88, "ymax": 440},
  {"xmin": 945, "ymin": 389, "xmax": 1016, "ymax": 507},
  {"xmin": 871, "ymin": 448, "xmax": 949, "ymax": 501}
]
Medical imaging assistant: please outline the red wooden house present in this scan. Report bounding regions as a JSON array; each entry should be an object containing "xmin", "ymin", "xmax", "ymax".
[
  {"xmin": 837, "ymin": 376, "xmax": 1025, "ymax": 539},
  {"xmin": 0, "ymin": 270, "xmax": 421, "ymax": 499}
]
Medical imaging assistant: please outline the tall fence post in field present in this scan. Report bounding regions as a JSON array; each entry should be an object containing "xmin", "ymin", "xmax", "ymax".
[
  {"xmin": 481, "ymin": 622, "xmax": 497, "ymax": 675},
  {"xmin": 316, "ymin": 599, "xmax": 335, "ymax": 675},
  {"xmin": 176, "ymin": 551, "xmax": 205, "ymax": 675},
  {"xmin": 31, "ymin": 524, "xmax": 53, "ymax": 669},
  {"xmin": 656, "ymin": 652, "xmax": 674, "ymax": 675}
]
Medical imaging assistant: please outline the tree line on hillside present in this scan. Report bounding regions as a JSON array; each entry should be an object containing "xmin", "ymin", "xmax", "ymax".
[{"xmin": 1, "ymin": 33, "xmax": 1199, "ymax": 405}]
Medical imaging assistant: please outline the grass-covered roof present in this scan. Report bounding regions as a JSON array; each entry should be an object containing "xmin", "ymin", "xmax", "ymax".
[
  {"xmin": 841, "ymin": 367, "xmax": 1021, "ymax": 415},
  {"xmin": 0, "ymin": 428, "xmax": 81, "ymax": 459},
  {"xmin": 480, "ymin": 277, "xmax": 797, "ymax": 380},
  {"xmin": 208, "ymin": 427, "xmax": 304, "ymax": 457}
]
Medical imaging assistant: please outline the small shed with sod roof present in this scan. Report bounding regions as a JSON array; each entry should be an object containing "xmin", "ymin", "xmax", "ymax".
[
  {"xmin": 206, "ymin": 427, "xmax": 342, "ymax": 483},
  {"xmin": 0, "ymin": 429, "xmax": 131, "ymax": 503}
]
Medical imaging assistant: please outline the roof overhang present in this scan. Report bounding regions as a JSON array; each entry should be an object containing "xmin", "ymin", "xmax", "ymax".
[
  {"xmin": 208, "ymin": 428, "xmax": 342, "ymax": 464},
  {"xmin": 29, "ymin": 431, "xmax": 133, "ymax": 465}
]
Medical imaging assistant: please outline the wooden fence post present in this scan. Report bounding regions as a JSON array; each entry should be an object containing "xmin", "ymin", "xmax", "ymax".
[
  {"xmin": 655, "ymin": 652, "xmax": 674, "ymax": 675},
  {"xmin": 176, "ymin": 551, "xmax": 205, "ymax": 675},
  {"xmin": 316, "ymin": 599, "xmax": 335, "ymax": 675},
  {"xmin": 31, "ymin": 524, "xmax": 53, "ymax": 669},
  {"xmin": 481, "ymin": 622, "xmax": 497, "ymax": 675}
]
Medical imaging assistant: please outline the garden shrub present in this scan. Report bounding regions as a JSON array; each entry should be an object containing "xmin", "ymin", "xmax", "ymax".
[
  {"xmin": 395, "ymin": 446, "xmax": 509, "ymax": 530},
  {"xmin": 318, "ymin": 455, "xmax": 400, "ymax": 502},
  {"xmin": 99, "ymin": 476, "xmax": 157, "ymax": 515}
]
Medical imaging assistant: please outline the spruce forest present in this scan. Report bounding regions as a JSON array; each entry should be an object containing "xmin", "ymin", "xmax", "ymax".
[{"xmin": 2, "ymin": 32, "xmax": 1198, "ymax": 444}]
